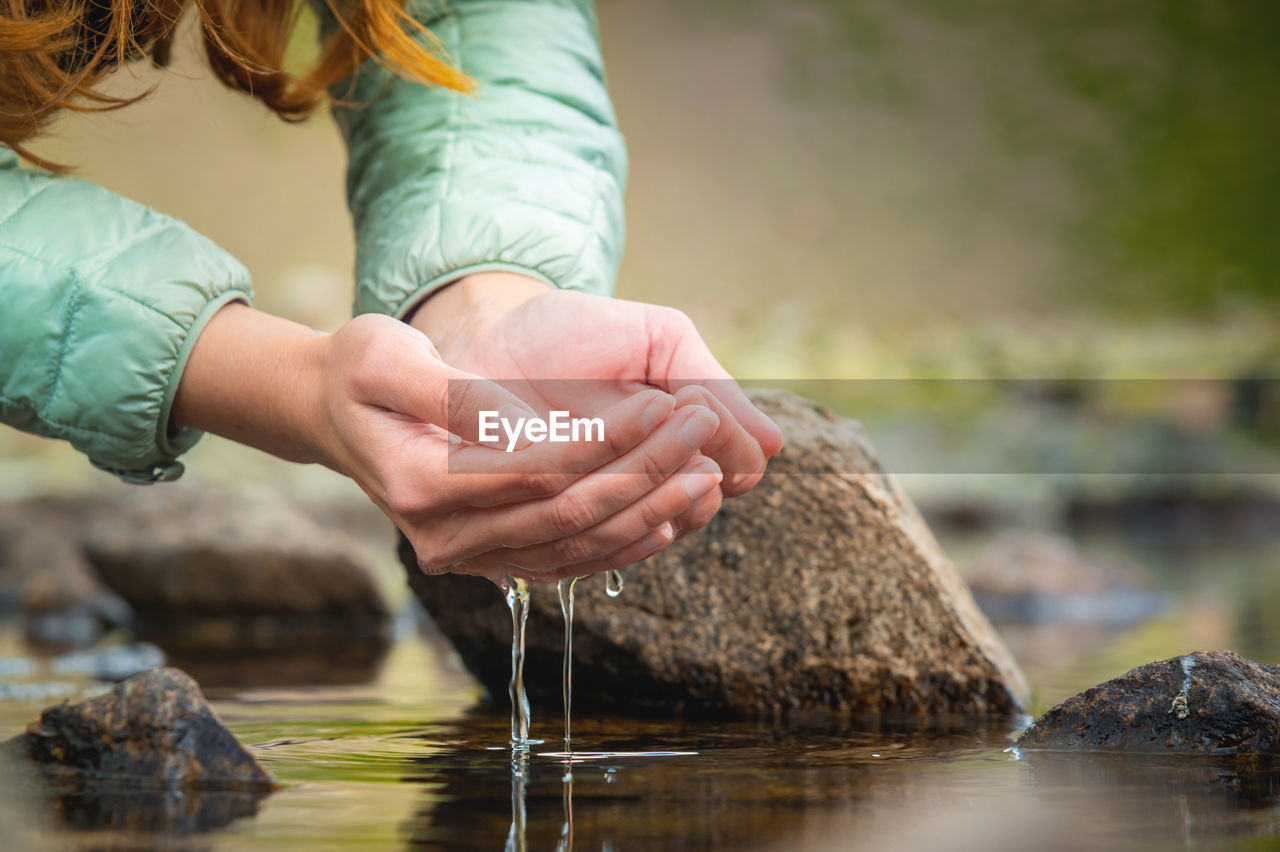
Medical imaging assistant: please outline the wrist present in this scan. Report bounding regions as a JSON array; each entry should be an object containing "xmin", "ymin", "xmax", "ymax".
[
  {"xmin": 173, "ymin": 303, "xmax": 330, "ymax": 465},
  {"xmin": 407, "ymin": 271, "xmax": 551, "ymax": 357}
]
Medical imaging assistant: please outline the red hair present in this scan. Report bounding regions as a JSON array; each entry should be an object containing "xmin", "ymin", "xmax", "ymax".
[{"xmin": 0, "ymin": 0, "xmax": 473, "ymax": 169}]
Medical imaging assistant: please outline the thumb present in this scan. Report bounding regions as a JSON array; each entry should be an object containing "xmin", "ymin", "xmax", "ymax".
[{"xmin": 373, "ymin": 336, "xmax": 537, "ymax": 444}]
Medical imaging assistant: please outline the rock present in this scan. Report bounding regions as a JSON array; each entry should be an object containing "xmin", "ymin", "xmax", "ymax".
[
  {"xmin": 0, "ymin": 504, "xmax": 133, "ymax": 647},
  {"xmin": 5, "ymin": 667, "xmax": 277, "ymax": 790},
  {"xmin": 403, "ymin": 389, "xmax": 1029, "ymax": 716},
  {"xmin": 79, "ymin": 483, "xmax": 389, "ymax": 649},
  {"xmin": 961, "ymin": 530, "xmax": 1169, "ymax": 624},
  {"xmin": 1016, "ymin": 650, "xmax": 1280, "ymax": 754}
]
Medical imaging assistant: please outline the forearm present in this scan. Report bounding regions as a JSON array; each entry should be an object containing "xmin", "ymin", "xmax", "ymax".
[{"xmin": 171, "ymin": 303, "xmax": 328, "ymax": 465}]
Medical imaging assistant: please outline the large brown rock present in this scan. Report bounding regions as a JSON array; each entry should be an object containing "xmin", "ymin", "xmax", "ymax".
[
  {"xmin": 5, "ymin": 667, "xmax": 277, "ymax": 789},
  {"xmin": 404, "ymin": 389, "xmax": 1029, "ymax": 716},
  {"xmin": 1017, "ymin": 649, "xmax": 1280, "ymax": 754}
]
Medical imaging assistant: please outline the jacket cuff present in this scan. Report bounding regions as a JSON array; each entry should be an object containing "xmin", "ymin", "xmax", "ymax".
[
  {"xmin": 156, "ymin": 290, "xmax": 251, "ymax": 457},
  {"xmin": 389, "ymin": 261, "xmax": 557, "ymax": 319}
]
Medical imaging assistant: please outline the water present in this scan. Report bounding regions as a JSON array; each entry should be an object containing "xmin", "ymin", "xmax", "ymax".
[
  {"xmin": 502, "ymin": 578, "xmax": 536, "ymax": 750},
  {"xmin": 557, "ymin": 577, "xmax": 580, "ymax": 753},
  {"xmin": 0, "ymin": 533, "xmax": 1276, "ymax": 849},
  {"xmin": 604, "ymin": 570, "xmax": 624, "ymax": 598}
]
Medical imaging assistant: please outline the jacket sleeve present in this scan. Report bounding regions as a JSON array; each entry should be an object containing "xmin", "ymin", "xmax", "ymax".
[
  {"xmin": 0, "ymin": 148, "xmax": 253, "ymax": 483},
  {"xmin": 328, "ymin": 0, "xmax": 628, "ymax": 317}
]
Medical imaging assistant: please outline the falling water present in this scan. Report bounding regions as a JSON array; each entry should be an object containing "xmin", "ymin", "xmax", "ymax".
[
  {"xmin": 503, "ymin": 577, "xmax": 533, "ymax": 749},
  {"xmin": 604, "ymin": 569, "xmax": 624, "ymax": 598},
  {"xmin": 557, "ymin": 577, "xmax": 580, "ymax": 752}
]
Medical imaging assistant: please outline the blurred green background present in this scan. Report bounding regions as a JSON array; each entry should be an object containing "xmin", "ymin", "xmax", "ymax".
[{"xmin": 3, "ymin": 0, "xmax": 1278, "ymax": 495}]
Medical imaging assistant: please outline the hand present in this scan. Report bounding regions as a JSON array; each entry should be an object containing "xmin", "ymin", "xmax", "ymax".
[
  {"xmin": 410, "ymin": 273, "xmax": 784, "ymax": 524},
  {"xmin": 174, "ymin": 304, "xmax": 724, "ymax": 583}
]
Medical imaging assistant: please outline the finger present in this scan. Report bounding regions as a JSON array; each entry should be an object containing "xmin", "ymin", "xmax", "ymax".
[
  {"xmin": 671, "ymin": 462, "xmax": 725, "ymax": 537},
  {"xmin": 673, "ymin": 385, "xmax": 766, "ymax": 496},
  {"xmin": 641, "ymin": 304, "xmax": 785, "ymax": 457},
  {"xmin": 466, "ymin": 455, "xmax": 721, "ymax": 576},
  {"xmin": 420, "ymin": 405, "xmax": 720, "ymax": 570},
  {"xmin": 489, "ymin": 520, "xmax": 678, "ymax": 585},
  {"xmin": 440, "ymin": 389, "xmax": 678, "ymax": 508}
]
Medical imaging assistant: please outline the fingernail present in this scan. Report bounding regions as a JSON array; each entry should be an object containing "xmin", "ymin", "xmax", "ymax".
[
  {"xmin": 680, "ymin": 408, "xmax": 718, "ymax": 448},
  {"xmin": 641, "ymin": 522, "xmax": 674, "ymax": 551},
  {"xmin": 683, "ymin": 471, "xmax": 718, "ymax": 501},
  {"xmin": 641, "ymin": 394, "xmax": 674, "ymax": 431}
]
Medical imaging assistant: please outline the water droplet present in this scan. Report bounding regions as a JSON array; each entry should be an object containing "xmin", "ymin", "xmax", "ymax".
[{"xmin": 604, "ymin": 569, "xmax": 624, "ymax": 598}]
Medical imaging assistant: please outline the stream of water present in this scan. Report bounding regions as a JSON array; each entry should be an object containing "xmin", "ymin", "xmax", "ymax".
[{"xmin": 556, "ymin": 577, "xmax": 579, "ymax": 754}]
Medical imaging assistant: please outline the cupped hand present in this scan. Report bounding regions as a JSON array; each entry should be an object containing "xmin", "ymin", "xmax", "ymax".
[
  {"xmin": 411, "ymin": 274, "xmax": 785, "ymax": 511},
  {"xmin": 310, "ymin": 314, "xmax": 724, "ymax": 584},
  {"xmin": 175, "ymin": 304, "xmax": 723, "ymax": 585}
]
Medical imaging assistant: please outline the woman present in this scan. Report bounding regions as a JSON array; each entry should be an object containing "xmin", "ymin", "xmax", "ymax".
[{"xmin": 0, "ymin": 0, "xmax": 782, "ymax": 582}]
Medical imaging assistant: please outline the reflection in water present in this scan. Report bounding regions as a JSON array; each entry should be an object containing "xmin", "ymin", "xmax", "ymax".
[
  {"xmin": 401, "ymin": 713, "xmax": 1019, "ymax": 850},
  {"xmin": 556, "ymin": 767, "xmax": 573, "ymax": 852},
  {"xmin": 505, "ymin": 749, "xmax": 528, "ymax": 852},
  {"xmin": 51, "ymin": 786, "xmax": 270, "ymax": 835},
  {"xmin": 398, "ymin": 710, "xmax": 1280, "ymax": 851}
]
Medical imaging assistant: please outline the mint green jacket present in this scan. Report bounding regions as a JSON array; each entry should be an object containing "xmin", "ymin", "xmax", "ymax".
[{"xmin": 0, "ymin": 0, "xmax": 625, "ymax": 483}]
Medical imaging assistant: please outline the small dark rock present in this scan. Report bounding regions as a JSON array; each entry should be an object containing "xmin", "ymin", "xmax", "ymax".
[
  {"xmin": 5, "ymin": 667, "xmax": 277, "ymax": 790},
  {"xmin": 1017, "ymin": 650, "xmax": 1280, "ymax": 755},
  {"xmin": 405, "ymin": 389, "xmax": 1029, "ymax": 717}
]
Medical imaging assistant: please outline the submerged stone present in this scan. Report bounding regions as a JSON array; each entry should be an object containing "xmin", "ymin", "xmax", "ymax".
[
  {"xmin": 403, "ymin": 389, "xmax": 1029, "ymax": 716},
  {"xmin": 4, "ymin": 667, "xmax": 277, "ymax": 790},
  {"xmin": 1017, "ymin": 650, "xmax": 1280, "ymax": 754}
]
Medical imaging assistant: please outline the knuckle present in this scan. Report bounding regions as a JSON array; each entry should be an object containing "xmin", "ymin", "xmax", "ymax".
[
  {"xmin": 383, "ymin": 478, "xmax": 430, "ymax": 520},
  {"xmin": 550, "ymin": 533, "xmax": 594, "ymax": 566},
  {"xmin": 414, "ymin": 537, "xmax": 453, "ymax": 575},
  {"xmin": 383, "ymin": 485, "xmax": 415, "ymax": 520},
  {"xmin": 549, "ymin": 491, "xmax": 595, "ymax": 536},
  {"xmin": 637, "ymin": 450, "xmax": 667, "ymax": 485},
  {"xmin": 636, "ymin": 501, "xmax": 669, "ymax": 531},
  {"xmin": 520, "ymin": 470, "xmax": 559, "ymax": 499},
  {"xmin": 414, "ymin": 534, "xmax": 460, "ymax": 573},
  {"xmin": 352, "ymin": 334, "xmax": 395, "ymax": 387},
  {"xmin": 444, "ymin": 379, "xmax": 474, "ymax": 428}
]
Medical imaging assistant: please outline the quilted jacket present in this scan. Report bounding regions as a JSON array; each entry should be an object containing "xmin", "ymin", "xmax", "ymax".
[{"xmin": 0, "ymin": 0, "xmax": 626, "ymax": 483}]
